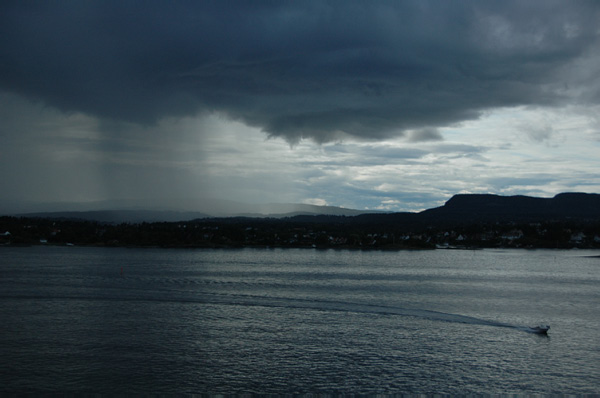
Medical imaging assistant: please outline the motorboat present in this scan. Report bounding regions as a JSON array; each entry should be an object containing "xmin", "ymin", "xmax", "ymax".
[{"xmin": 529, "ymin": 325, "xmax": 550, "ymax": 334}]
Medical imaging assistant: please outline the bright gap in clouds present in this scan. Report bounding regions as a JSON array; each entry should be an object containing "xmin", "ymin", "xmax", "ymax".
[
  {"xmin": 1, "ymin": 90, "xmax": 599, "ymax": 213},
  {"xmin": 188, "ymin": 105, "xmax": 600, "ymax": 213}
]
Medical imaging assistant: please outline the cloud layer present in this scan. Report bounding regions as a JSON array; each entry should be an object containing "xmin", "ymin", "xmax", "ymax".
[
  {"xmin": 1, "ymin": 1, "xmax": 600, "ymax": 213},
  {"xmin": 2, "ymin": 1, "xmax": 599, "ymax": 143}
]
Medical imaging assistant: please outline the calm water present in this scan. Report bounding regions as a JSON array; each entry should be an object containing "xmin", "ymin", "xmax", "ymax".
[{"xmin": 1, "ymin": 246, "xmax": 599, "ymax": 395}]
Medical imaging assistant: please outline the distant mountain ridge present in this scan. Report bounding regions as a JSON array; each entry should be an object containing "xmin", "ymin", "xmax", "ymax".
[
  {"xmin": 299, "ymin": 192, "xmax": 600, "ymax": 227},
  {"xmin": 7, "ymin": 192, "xmax": 600, "ymax": 224},
  {"xmin": 4, "ymin": 192, "xmax": 600, "ymax": 250},
  {"xmin": 0, "ymin": 197, "xmax": 377, "ymax": 217},
  {"xmin": 14, "ymin": 203, "xmax": 381, "ymax": 223},
  {"xmin": 15, "ymin": 210, "xmax": 212, "ymax": 224},
  {"xmin": 421, "ymin": 192, "xmax": 600, "ymax": 223}
]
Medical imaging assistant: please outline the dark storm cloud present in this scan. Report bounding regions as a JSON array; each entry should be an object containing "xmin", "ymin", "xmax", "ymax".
[{"xmin": 1, "ymin": 1, "xmax": 598, "ymax": 143}]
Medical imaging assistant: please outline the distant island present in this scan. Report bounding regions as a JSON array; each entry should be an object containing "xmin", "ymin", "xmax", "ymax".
[{"xmin": 1, "ymin": 193, "xmax": 600, "ymax": 249}]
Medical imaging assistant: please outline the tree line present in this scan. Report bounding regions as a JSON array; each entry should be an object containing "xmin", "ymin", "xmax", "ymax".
[{"xmin": 1, "ymin": 216, "xmax": 599, "ymax": 250}]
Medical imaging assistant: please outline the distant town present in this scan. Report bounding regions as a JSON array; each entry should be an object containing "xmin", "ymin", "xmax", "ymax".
[
  {"xmin": 1, "ymin": 215, "xmax": 599, "ymax": 250},
  {"xmin": 2, "ymin": 193, "xmax": 600, "ymax": 250}
]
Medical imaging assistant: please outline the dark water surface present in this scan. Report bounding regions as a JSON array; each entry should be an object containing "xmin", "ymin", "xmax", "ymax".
[{"xmin": 1, "ymin": 246, "xmax": 599, "ymax": 394}]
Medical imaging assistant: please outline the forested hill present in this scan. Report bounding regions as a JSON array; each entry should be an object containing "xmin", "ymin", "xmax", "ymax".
[
  {"xmin": 333, "ymin": 192, "xmax": 600, "ymax": 227},
  {"xmin": 420, "ymin": 192, "xmax": 600, "ymax": 223}
]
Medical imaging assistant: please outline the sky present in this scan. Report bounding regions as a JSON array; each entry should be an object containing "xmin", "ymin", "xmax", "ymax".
[{"xmin": 1, "ymin": 1, "xmax": 600, "ymax": 213}]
